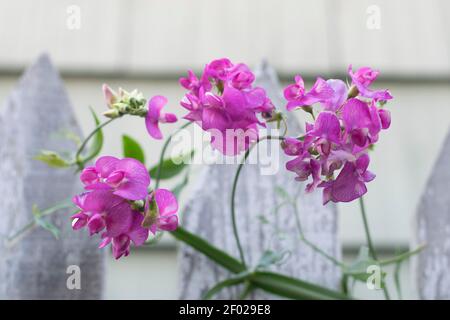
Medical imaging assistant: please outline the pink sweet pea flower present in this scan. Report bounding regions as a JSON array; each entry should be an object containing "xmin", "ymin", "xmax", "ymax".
[
  {"xmin": 81, "ymin": 156, "xmax": 150, "ymax": 201},
  {"xmin": 179, "ymin": 59, "xmax": 274, "ymax": 156},
  {"xmin": 102, "ymin": 84, "xmax": 117, "ymax": 108},
  {"xmin": 144, "ymin": 188, "xmax": 179, "ymax": 235},
  {"xmin": 310, "ymin": 111, "xmax": 342, "ymax": 145},
  {"xmin": 378, "ymin": 108, "xmax": 391, "ymax": 129},
  {"xmin": 99, "ymin": 209, "xmax": 149, "ymax": 259},
  {"xmin": 281, "ymin": 137, "xmax": 304, "ymax": 156},
  {"xmin": 320, "ymin": 153, "xmax": 375, "ymax": 204},
  {"xmin": 321, "ymin": 79, "xmax": 347, "ymax": 112},
  {"xmin": 179, "ymin": 70, "xmax": 211, "ymax": 96},
  {"xmin": 285, "ymin": 76, "xmax": 334, "ymax": 111},
  {"xmin": 204, "ymin": 58, "xmax": 233, "ymax": 81},
  {"xmin": 71, "ymin": 190, "xmax": 129, "ymax": 236},
  {"xmin": 342, "ymin": 98, "xmax": 386, "ymax": 147},
  {"xmin": 282, "ymin": 65, "xmax": 392, "ymax": 205},
  {"xmin": 348, "ymin": 65, "xmax": 393, "ymax": 101},
  {"xmin": 145, "ymin": 95, "xmax": 178, "ymax": 140},
  {"xmin": 286, "ymin": 156, "xmax": 321, "ymax": 192},
  {"xmin": 228, "ymin": 63, "xmax": 255, "ymax": 89}
]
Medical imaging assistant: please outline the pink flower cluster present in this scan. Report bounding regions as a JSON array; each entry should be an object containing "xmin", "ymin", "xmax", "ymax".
[
  {"xmin": 179, "ymin": 58, "xmax": 275, "ymax": 155},
  {"xmin": 282, "ymin": 66, "xmax": 392, "ymax": 204},
  {"xmin": 72, "ymin": 156, "xmax": 178, "ymax": 259}
]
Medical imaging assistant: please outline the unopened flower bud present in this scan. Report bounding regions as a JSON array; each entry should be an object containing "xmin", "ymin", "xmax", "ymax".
[{"xmin": 103, "ymin": 108, "xmax": 121, "ymax": 118}]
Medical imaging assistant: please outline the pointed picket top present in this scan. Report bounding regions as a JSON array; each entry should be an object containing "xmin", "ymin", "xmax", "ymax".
[
  {"xmin": 414, "ymin": 128, "xmax": 450, "ymax": 299},
  {"xmin": 0, "ymin": 54, "xmax": 104, "ymax": 299},
  {"xmin": 178, "ymin": 62, "xmax": 341, "ymax": 299}
]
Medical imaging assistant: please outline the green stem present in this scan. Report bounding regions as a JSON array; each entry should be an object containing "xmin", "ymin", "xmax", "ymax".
[
  {"xmin": 359, "ymin": 197, "xmax": 377, "ymax": 259},
  {"xmin": 155, "ymin": 122, "xmax": 192, "ymax": 189},
  {"xmin": 231, "ymin": 148, "xmax": 252, "ymax": 267},
  {"xmin": 6, "ymin": 200, "xmax": 74, "ymax": 244},
  {"xmin": 379, "ymin": 244, "xmax": 426, "ymax": 266},
  {"xmin": 230, "ymin": 135, "xmax": 285, "ymax": 268},
  {"xmin": 238, "ymin": 281, "xmax": 253, "ymax": 300},
  {"xmin": 292, "ymin": 200, "xmax": 345, "ymax": 268},
  {"xmin": 75, "ymin": 117, "xmax": 116, "ymax": 168},
  {"xmin": 358, "ymin": 197, "xmax": 391, "ymax": 300}
]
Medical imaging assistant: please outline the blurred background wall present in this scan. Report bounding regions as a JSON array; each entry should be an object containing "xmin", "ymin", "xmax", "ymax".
[{"xmin": 0, "ymin": 0, "xmax": 449, "ymax": 299}]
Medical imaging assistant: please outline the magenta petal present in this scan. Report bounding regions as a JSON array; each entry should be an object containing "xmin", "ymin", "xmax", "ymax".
[
  {"xmin": 98, "ymin": 236, "xmax": 111, "ymax": 249},
  {"xmin": 163, "ymin": 113, "xmax": 178, "ymax": 123},
  {"xmin": 312, "ymin": 111, "xmax": 341, "ymax": 144},
  {"xmin": 245, "ymin": 87, "xmax": 266, "ymax": 108},
  {"xmin": 286, "ymin": 99, "xmax": 304, "ymax": 111},
  {"xmin": 80, "ymin": 167, "xmax": 98, "ymax": 186},
  {"xmin": 202, "ymin": 107, "xmax": 230, "ymax": 131},
  {"xmin": 322, "ymin": 79, "xmax": 347, "ymax": 112},
  {"xmin": 158, "ymin": 215, "xmax": 178, "ymax": 231},
  {"xmin": 282, "ymin": 137, "xmax": 303, "ymax": 156},
  {"xmin": 87, "ymin": 213, "xmax": 106, "ymax": 235},
  {"xmin": 145, "ymin": 117, "xmax": 163, "ymax": 140},
  {"xmin": 378, "ymin": 109, "xmax": 391, "ymax": 129},
  {"xmin": 95, "ymin": 156, "xmax": 119, "ymax": 178},
  {"xmin": 83, "ymin": 189, "xmax": 124, "ymax": 213},
  {"xmin": 148, "ymin": 95, "xmax": 167, "ymax": 120},
  {"xmin": 127, "ymin": 211, "xmax": 149, "ymax": 246},
  {"xmin": 105, "ymin": 202, "xmax": 133, "ymax": 237},
  {"xmin": 342, "ymin": 98, "xmax": 372, "ymax": 130},
  {"xmin": 154, "ymin": 188, "xmax": 178, "ymax": 217},
  {"xmin": 222, "ymin": 86, "xmax": 248, "ymax": 116},
  {"xmin": 113, "ymin": 158, "xmax": 151, "ymax": 201},
  {"xmin": 112, "ymin": 234, "xmax": 130, "ymax": 259},
  {"xmin": 71, "ymin": 212, "xmax": 88, "ymax": 230},
  {"xmin": 330, "ymin": 162, "xmax": 367, "ymax": 202},
  {"xmin": 356, "ymin": 153, "xmax": 370, "ymax": 172}
]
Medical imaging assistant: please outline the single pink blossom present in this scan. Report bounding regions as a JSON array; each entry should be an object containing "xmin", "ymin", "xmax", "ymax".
[
  {"xmin": 99, "ymin": 209, "xmax": 149, "ymax": 259},
  {"xmin": 348, "ymin": 65, "xmax": 393, "ymax": 101},
  {"xmin": 285, "ymin": 76, "xmax": 334, "ymax": 111},
  {"xmin": 320, "ymin": 154, "xmax": 375, "ymax": 204},
  {"xmin": 81, "ymin": 156, "xmax": 150, "ymax": 201},
  {"xmin": 102, "ymin": 84, "xmax": 117, "ymax": 108},
  {"xmin": 145, "ymin": 95, "xmax": 178, "ymax": 140},
  {"xmin": 71, "ymin": 190, "xmax": 130, "ymax": 236},
  {"xmin": 145, "ymin": 188, "xmax": 179, "ymax": 235}
]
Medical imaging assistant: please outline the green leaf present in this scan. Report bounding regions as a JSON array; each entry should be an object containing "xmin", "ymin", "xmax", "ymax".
[
  {"xmin": 171, "ymin": 227, "xmax": 350, "ymax": 300},
  {"xmin": 257, "ymin": 250, "xmax": 290, "ymax": 269},
  {"xmin": 122, "ymin": 134, "xmax": 145, "ymax": 164},
  {"xmin": 343, "ymin": 246, "xmax": 384, "ymax": 282},
  {"xmin": 203, "ymin": 272, "xmax": 251, "ymax": 300},
  {"xmin": 250, "ymin": 271, "xmax": 349, "ymax": 300},
  {"xmin": 379, "ymin": 244, "xmax": 426, "ymax": 266},
  {"xmin": 257, "ymin": 215, "xmax": 269, "ymax": 224},
  {"xmin": 275, "ymin": 186, "xmax": 291, "ymax": 201},
  {"xmin": 170, "ymin": 227, "xmax": 246, "ymax": 274},
  {"xmin": 34, "ymin": 150, "xmax": 70, "ymax": 168},
  {"xmin": 32, "ymin": 205, "xmax": 60, "ymax": 239},
  {"xmin": 149, "ymin": 150, "xmax": 194, "ymax": 180},
  {"xmin": 394, "ymin": 258, "xmax": 403, "ymax": 299},
  {"xmin": 81, "ymin": 108, "xmax": 104, "ymax": 164}
]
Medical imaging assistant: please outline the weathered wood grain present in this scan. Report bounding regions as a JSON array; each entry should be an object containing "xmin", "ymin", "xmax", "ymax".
[
  {"xmin": 177, "ymin": 62, "xmax": 341, "ymax": 299},
  {"xmin": 414, "ymin": 128, "xmax": 450, "ymax": 299},
  {"xmin": 0, "ymin": 54, "xmax": 104, "ymax": 299}
]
